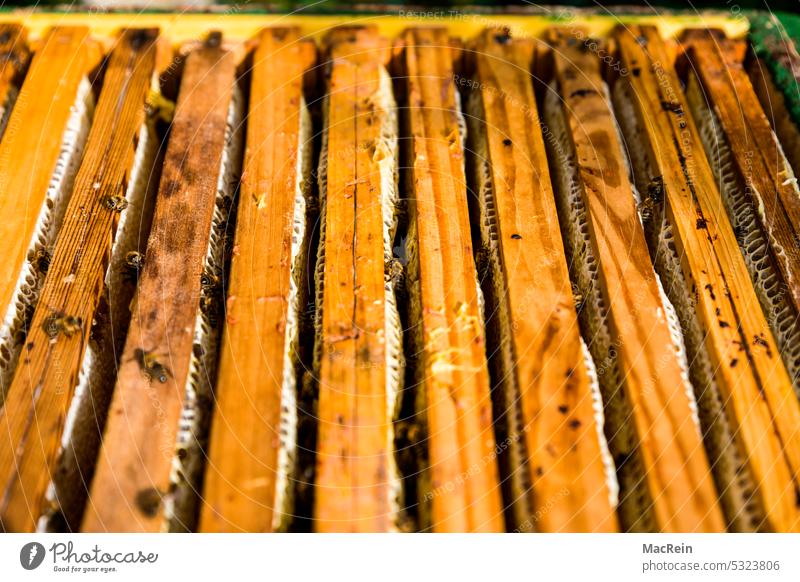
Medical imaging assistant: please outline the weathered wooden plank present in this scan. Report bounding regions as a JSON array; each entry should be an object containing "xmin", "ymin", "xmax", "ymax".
[
  {"xmin": 466, "ymin": 29, "xmax": 618, "ymax": 532},
  {"xmin": 684, "ymin": 35, "xmax": 800, "ymax": 391},
  {"xmin": 0, "ymin": 27, "xmax": 94, "ymax": 398},
  {"xmin": 199, "ymin": 27, "xmax": 315, "ymax": 533},
  {"xmin": 0, "ymin": 29, "xmax": 158, "ymax": 533},
  {"xmin": 81, "ymin": 34, "xmax": 238, "ymax": 533},
  {"xmin": 398, "ymin": 27, "xmax": 504, "ymax": 532},
  {"xmin": 617, "ymin": 26, "xmax": 800, "ymax": 531},
  {"xmin": 0, "ymin": 23, "xmax": 30, "ymax": 134},
  {"xmin": 309, "ymin": 25, "xmax": 400, "ymax": 533},
  {"xmin": 543, "ymin": 28, "xmax": 723, "ymax": 532}
]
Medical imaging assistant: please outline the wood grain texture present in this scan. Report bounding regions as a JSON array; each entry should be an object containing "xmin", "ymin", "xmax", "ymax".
[
  {"xmin": 41, "ymin": 33, "xmax": 174, "ymax": 535},
  {"xmin": 81, "ymin": 36, "xmax": 237, "ymax": 533},
  {"xmin": 686, "ymin": 36, "xmax": 800, "ymax": 322},
  {"xmin": 399, "ymin": 27, "xmax": 504, "ymax": 533},
  {"xmin": 469, "ymin": 30, "xmax": 617, "ymax": 532},
  {"xmin": 311, "ymin": 25, "xmax": 395, "ymax": 533},
  {"xmin": 547, "ymin": 29, "xmax": 724, "ymax": 532},
  {"xmin": 199, "ymin": 27, "xmax": 315, "ymax": 533},
  {"xmin": 0, "ymin": 28, "xmax": 158, "ymax": 533},
  {"xmin": 0, "ymin": 27, "xmax": 91, "ymax": 359},
  {"xmin": 0, "ymin": 23, "xmax": 29, "ymax": 121},
  {"xmin": 643, "ymin": 29, "xmax": 800, "ymax": 532}
]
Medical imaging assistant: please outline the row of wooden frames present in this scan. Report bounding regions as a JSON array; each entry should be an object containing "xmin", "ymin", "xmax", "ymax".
[{"xmin": 0, "ymin": 19, "xmax": 797, "ymax": 533}]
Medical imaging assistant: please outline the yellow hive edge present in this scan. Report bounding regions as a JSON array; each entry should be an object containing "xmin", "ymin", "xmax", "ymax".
[{"xmin": 0, "ymin": 11, "xmax": 748, "ymax": 45}]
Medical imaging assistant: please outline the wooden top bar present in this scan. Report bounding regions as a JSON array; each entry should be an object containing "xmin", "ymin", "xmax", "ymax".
[
  {"xmin": 627, "ymin": 26, "xmax": 800, "ymax": 531},
  {"xmin": 399, "ymin": 26, "xmax": 504, "ymax": 532},
  {"xmin": 0, "ymin": 27, "xmax": 91, "ymax": 376},
  {"xmin": 686, "ymin": 34, "xmax": 800, "ymax": 320},
  {"xmin": 546, "ymin": 28, "xmax": 724, "ymax": 532},
  {"xmin": 199, "ymin": 27, "xmax": 315, "ymax": 533},
  {"xmin": 82, "ymin": 34, "xmax": 237, "ymax": 533},
  {"xmin": 0, "ymin": 29, "xmax": 158, "ymax": 533},
  {"xmin": 312, "ymin": 25, "xmax": 397, "ymax": 533},
  {"xmin": 469, "ymin": 29, "xmax": 617, "ymax": 532}
]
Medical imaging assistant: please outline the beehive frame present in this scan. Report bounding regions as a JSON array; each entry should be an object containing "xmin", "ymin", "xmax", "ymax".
[{"xmin": 4, "ymin": 9, "xmax": 800, "ymax": 534}]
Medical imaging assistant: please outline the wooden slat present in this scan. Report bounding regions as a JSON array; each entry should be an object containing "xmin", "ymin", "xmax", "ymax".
[
  {"xmin": 0, "ymin": 23, "xmax": 29, "ymax": 121},
  {"xmin": 42, "ymin": 33, "xmax": 173, "ymax": 535},
  {"xmin": 642, "ymin": 29, "xmax": 800, "ymax": 532},
  {"xmin": 399, "ymin": 27, "xmax": 504, "ymax": 532},
  {"xmin": 686, "ymin": 35, "xmax": 800, "ymax": 326},
  {"xmin": 81, "ymin": 35, "xmax": 237, "ymax": 533},
  {"xmin": 0, "ymin": 29, "xmax": 158, "ymax": 533},
  {"xmin": 0, "ymin": 27, "xmax": 92, "ymax": 374},
  {"xmin": 469, "ymin": 30, "xmax": 617, "ymax": 532},
  {"xmin": 199, "ymin": 27, "xmax": 315, "ymax": 533},
  {"xmin": 546, "ymin": 29, "xmax": 724, "ymax": 532},
  {"xmin": 310, "ymin": 25, "xmax": 395, "ymax": 533}
]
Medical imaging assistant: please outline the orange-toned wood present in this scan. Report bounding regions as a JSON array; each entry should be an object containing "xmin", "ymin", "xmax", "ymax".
[
  {"xmin": 546, "ymin": 28, "xmax": 724, "ymax": 532},
  {"xmin": 623, "ymin": 27, "xmax": 800, "ymax": 531},
  {"xmin": 311, "ymin": 25, "xmax": 395, "ymax": 533},
  {"xmin": 81, "ymin": 35, "xmax": 237, "ymax": 533},
  {"xmin": 686, "ymin": 35, "xmax": 800, "ymax": 322},
  {"xmin": 0, "ymin": 24, "xmax": 29, "ymax": 120},
  {"xmin": 399, "ymin": 27, "xmax": 504, "ymax": 532},
  {"xmin": 469, "ymin": 30, "xmax": 617, "ymax": 532},
  {"xmin": 0, "ymin": 27, "xmax": 91, "ymax": 367},
  {"xmin": 199, "ymin": 27, "xmax": 315, "ymax": 533},
  {"xmin": 0, "ymin": 29, "xmax": 158, "ymax": 533}
]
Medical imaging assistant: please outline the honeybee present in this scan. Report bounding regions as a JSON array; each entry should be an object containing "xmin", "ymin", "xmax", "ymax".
[
  {"xmin": 133, "ymin": 348, "xmax": 169, "ymax": 383},
  {"xmin": 31, "ymin": 247, "xmax": 51, "ymax": 274},
  {"xmin": 43, "ymin": 314, "xmax": 82, "ymax": 339},
  {"xmin": 122, "ymin": 251, "xmax": 144, "ymax": 283},
  {"xmin": 571, "ymin": 281, "xmax": 585, "ymax": 312},
  {"xmin": 646, "ymin": 176, "xmax": 664, "ymax": 204},
  {"xmin": 200, "ymin": 269, "xmax": 220, "ymax": 292},
  {"xmin": 104, "ymin": 195, "xmax": 129, "ymax": 212},
  {"xmin": 386, "ymin": 258, "xmax": 404, "ymax": 289},
  {"xmin": 638, "ymin": 196, "xmax": 655, "ymax": 224}
]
